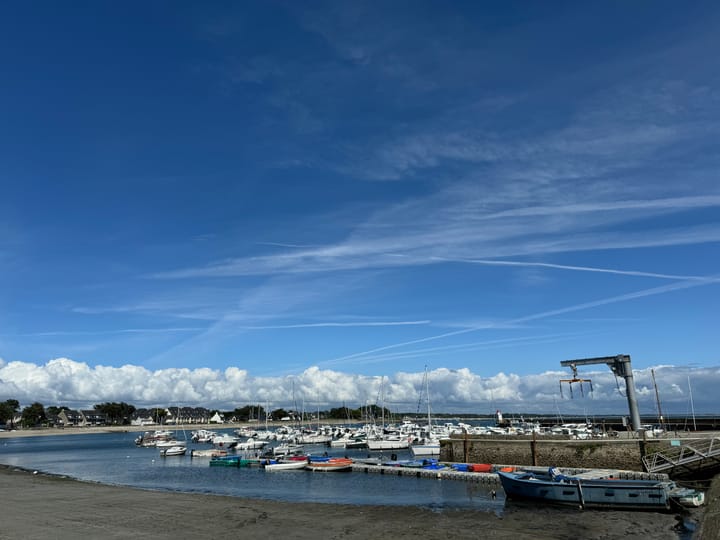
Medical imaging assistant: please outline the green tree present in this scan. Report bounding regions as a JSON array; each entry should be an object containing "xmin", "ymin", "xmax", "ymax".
[
  {"xmin": 229, "ymin": 405, "xmax": 266, "ymax": 422},
  {"xmin": 327, "ymin": 406, "xmax": 360, "ymax": 420},
  {"xmin": 0, "ymin": 399, "xmax": 20, "ymax": 428},
  {"xmin": 94, "ymin": 402, "xmax": 136, "ymax": 425},
  {"xmin": 20, "ymin": 402, "xmax": 47, "ymax": 428},
  {"xmin": 46, "ymin": 405, "xmax": 70, "ymax": 417},
  {"xmin": 271, "ymin": 408, "xmax": 290, "ymax": 420},
  {"xmin": 152, "ymin": 408, "xmax": 167, "ymax": 424}
]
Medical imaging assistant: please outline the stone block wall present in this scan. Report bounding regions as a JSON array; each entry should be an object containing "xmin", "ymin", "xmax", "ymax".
[{"xmin": 440, "ymin": 436, "xmax": 669, "ymax": 470}]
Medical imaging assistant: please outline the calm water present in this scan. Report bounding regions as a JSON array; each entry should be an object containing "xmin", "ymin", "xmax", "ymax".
[{"xmin": 0, "ymin": 430, "xmax": 503, "ymax": 512}]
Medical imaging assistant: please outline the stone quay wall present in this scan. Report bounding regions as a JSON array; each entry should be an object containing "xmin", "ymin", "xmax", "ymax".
[{"xmin": 440, "ymin": 436, "xmax": 670, "ymax": 471}]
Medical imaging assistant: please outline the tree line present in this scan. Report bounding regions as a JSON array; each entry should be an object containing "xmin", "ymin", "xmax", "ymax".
[{"xmin": 0, "ymin": 399, "xmax": 397, "ymax": 428}]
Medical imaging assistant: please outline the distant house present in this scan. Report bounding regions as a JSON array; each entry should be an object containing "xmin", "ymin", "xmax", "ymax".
[
  {"xmin": 55, "ymin": 409, "xmax": 107, "ymax": 427},
  {"xmin": 209, "ymin": 411, "xmax": 224, "ymax": 424},
  {"xmin": 130, "ymin": 416, "xmax": 155, "ymax": 426},
  {"xmin": 57, "ymin": 409, "xmax": 83, "ymax": 427},
  {"xmin": 80, "ymin": 410, "xmax": 107, "ymax": 426}
]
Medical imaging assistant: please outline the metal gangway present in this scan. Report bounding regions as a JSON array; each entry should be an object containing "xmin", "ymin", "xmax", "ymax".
[{"xmin": 643, "ymin": 436, "xmax": 720, "ymax": 476}]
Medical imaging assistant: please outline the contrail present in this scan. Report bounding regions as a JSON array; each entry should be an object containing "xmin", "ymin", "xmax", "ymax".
[
  {"xmin": 322, "ymin": 274, "xmax": 720, "ymax": 366},
  {"xmin": 236, "ymin": 320, "xmax": 430, "ymax": 330},
  {"xmin": 429, "ymin": 256, "xmax": 706, "ymax": 281}
]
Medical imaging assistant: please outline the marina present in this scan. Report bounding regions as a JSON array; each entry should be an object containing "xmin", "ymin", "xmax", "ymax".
[
  {"xmin": 0, "ymin": 425, "xmax": 712, "ymax": 539},
  {"xmin": 0, "ymin": 430, "xmax": 504, "ymax": 510}
]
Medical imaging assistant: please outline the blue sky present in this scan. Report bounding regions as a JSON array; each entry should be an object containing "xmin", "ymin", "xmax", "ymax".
[{"xmin": 1, "ymin": 2, "xmax": 718, "ymax": 411}]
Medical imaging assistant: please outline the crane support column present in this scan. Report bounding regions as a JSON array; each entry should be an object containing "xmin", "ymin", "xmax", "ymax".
[
  {"xmin": 612, "ymin": 355, "xmax": 642, "ymax": 432},
  {"xmin": 560, "ymin": 354, "xmax": 642, "ymax": 432}
]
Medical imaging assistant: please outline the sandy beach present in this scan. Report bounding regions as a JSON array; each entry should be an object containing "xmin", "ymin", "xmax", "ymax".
[{"xmin": 0, "ymin": 464, "xmax": 697, "ymax": 540}]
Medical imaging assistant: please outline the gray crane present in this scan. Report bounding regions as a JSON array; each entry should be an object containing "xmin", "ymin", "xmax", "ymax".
[{"xmin": 560, "ymin": 354, "xmax": 641, "ymax": 431}]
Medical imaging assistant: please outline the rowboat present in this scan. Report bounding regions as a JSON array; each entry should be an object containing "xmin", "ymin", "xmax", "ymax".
[
  {"xmin": 498, "ymin": 467, "xmax": 698, "ymax": 511},
  {"xmin": 263, "ymin": 460, "xmax": 308, "ymax": 471},
  {"xmin": 305, "ymin": 458, "xmax": 353, "ymax": 472}
]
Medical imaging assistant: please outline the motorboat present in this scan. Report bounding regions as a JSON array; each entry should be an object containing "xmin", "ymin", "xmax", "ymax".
[
  {"xmin": 159, "ymin": 445, "xmax": 187, "ymax": 457},
  {"xmin": 498, "ymin": 467, "xmax": 701, "ymax": 510}
]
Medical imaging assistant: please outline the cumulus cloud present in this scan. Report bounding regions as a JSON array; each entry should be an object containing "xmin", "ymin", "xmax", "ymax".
[{"xmin": 0, "ymin": 358, "xmax": 716, "ymax": 417}]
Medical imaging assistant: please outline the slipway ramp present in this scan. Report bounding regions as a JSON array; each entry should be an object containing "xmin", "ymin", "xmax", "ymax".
[{"xmin": 643, "ymin": 436, "xmax": 720, "ymax": 476}]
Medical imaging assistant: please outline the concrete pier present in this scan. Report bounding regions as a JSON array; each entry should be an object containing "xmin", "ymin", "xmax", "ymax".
[{"xmin": 350, "ymin": 463, "xmax": 667, "ymax": 483}]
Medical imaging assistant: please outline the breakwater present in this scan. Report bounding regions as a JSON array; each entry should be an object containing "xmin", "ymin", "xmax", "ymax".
[{"xmin": 441, "ymin": 435, "xmax": 654, "ymax": 470}]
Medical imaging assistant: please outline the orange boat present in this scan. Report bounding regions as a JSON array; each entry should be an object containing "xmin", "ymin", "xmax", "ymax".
[{"xmin": 305, "ymin": 458, "xmax": 353, "ymax": 472}]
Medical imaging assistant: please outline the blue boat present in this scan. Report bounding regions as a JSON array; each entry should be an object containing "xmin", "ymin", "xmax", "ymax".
[{"xmin": 498, "ymin": 467, "xmax": 677, "ymax": 510}]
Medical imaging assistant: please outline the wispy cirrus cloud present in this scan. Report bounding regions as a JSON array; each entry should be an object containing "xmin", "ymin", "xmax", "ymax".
[
  {"xmin": 151, "ymin": 190, "xmax": 720, "ymax": 280},
  {"xmin": 320, "ymin": 275, "xmax": 720, "ymax": 369}
]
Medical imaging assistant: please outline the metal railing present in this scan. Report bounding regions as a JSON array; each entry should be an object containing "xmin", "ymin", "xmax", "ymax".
[{"xmin": 643, "ymin": 436, "xmax": 720, "ymax": 473}]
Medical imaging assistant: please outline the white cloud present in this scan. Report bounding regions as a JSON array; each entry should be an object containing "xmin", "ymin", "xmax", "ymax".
[{"xmin": 0, "ymin": 357, "xmax": 716, "ymax": 416}]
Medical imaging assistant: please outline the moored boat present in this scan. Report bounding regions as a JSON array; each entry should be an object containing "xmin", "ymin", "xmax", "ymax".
[
  {"xmin": 670, "ymin": 487, "xmax": 705, "ymax": 507},
  {"xmin": 190, "ymin": 448, "xmax": 228, "ymax": 458},
  {"xmin": 498, "ymin": 467, "xmax": 678, "ymax": 510},
  {"xmin": 159, "ymin": 445, "xmax": 187, "ymax": 457},
  {"xmin": 305, "ymin": 457, "xmax": 353, "ymax": 472},
  {"xmin": 263, "ymin": 460, "xmax": 308, "ymax": 471}
]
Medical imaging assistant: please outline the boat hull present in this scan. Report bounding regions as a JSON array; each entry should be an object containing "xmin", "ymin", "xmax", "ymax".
[
  {"xmin": 498, "ymin": 471, "xmax": 672, "ymax": 510},
  {"xmin": 366, "ymin": 439, "xmax": 409, "ymax": 451},
  {"xmin": 306, "ymin": 458, "xmax": 353, "ymax": 472},
  {"xmin": 409, "ymin": 444, "xmax": 440, "ymax": 457},
  {"xmin": 264, "ymin": 460, "xmax": 310, "ymax": 471}
]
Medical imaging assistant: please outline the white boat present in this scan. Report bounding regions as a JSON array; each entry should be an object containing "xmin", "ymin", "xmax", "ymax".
[
  {"xmin": 156, "ymin": 439, "xmax": 185, "ymax": 448},
  {"xmin": 191, "ymin": 429, "xmax": 218, "ymax": 443},
  {"xmin": 366, "ymin": 436, "xmax": 410, "ymax": 451},
  {"xmin": 270, "ymin": 443, "xmax": 305, "ymax": 457},
  {"xmin": 160, "ymin": 445, "xmax": 187, "ymax": 457},
  {"xmin": 671, "ymin": 487, "xmax": 705, "ymax": 507},
  {"xmin": 410, "ymin": 441, "xmax": 440, "ymax": 457},
  {"xmin": 263, "ymin": 460, "xmax": 308, "ymax": 471},
  {"xmin": 190, "ymin": 448, "xmax": 228, "ymax": 458},
  {"xmin": 210, "ymin": 434, "xmax": 239, "ymax": 447},
  {"xmin": 234, "ymin": 438, "xmax": 268, "ymax": 451},
  {"xmin": 135, "ymin": 430, "xmax": 173, "ymax": 447}
]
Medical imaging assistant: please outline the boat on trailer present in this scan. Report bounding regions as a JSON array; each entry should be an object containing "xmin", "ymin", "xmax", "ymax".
[{"xmin": 498, "ymin": 467, "xmax": 701, "ymax": 511}]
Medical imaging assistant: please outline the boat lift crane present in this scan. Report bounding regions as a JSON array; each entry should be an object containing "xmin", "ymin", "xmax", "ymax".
[
  {"xmin": 560, "ymin": 354, "xmax": 641, "ymax": 431},
  {"xmin": 559, "ymin": 363, "xmax": 594, "ymax": 399}
]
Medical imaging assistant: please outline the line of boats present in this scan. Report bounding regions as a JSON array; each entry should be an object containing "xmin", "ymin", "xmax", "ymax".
[
  {"xmin": 210, "ymin": 455, "xmax": 355, "ymax": 472},
  {"xmin": 135, "ymin": 418, "xmax": 617, "ymax": 461}
]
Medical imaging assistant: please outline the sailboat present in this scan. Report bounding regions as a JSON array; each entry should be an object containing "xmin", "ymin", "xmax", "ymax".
[
  {"xmin": 410, "ymin": 367, "xmax": 441, "ymax": 457},
  {"xmin": 366, "ymin": 376, "xmax": 411, "ymax": 451}
]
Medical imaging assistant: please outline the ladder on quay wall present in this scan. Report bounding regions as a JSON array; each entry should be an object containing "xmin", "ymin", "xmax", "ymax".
[{"xmin": 642, "ymin": 436, "xmax": 720, "ymax": 475}]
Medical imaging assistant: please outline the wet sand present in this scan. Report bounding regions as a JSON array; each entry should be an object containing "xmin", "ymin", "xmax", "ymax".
[{"xmin": 0, "ymin": 465, "xmax": 693, "ymax": 540}]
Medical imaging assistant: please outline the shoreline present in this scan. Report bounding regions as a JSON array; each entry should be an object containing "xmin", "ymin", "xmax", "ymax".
[
  {"xmin": 0, "ymin": 421, "xmax": 359, "ymax": 438},
  {"xmin": 0, "ymin": 464, "xmax": 695, "ymax": 540}
]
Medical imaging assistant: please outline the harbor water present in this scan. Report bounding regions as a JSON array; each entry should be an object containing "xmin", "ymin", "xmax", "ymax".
[{"xmin": 0, "ymin": 430, "xmax": 504, "ymax": 512}]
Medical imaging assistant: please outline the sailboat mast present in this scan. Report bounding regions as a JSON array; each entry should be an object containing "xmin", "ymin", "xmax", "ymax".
[
  {"xmin": 688, "ymin": 376, "xmax": 697, "ymax": 431},
  {"xmin": 651, "ymin": 369, "xmax": 664, "ymax": 428},
  {"xmin": 425, "ymin": 366, "xmax": 431, "ymax": 428}
]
